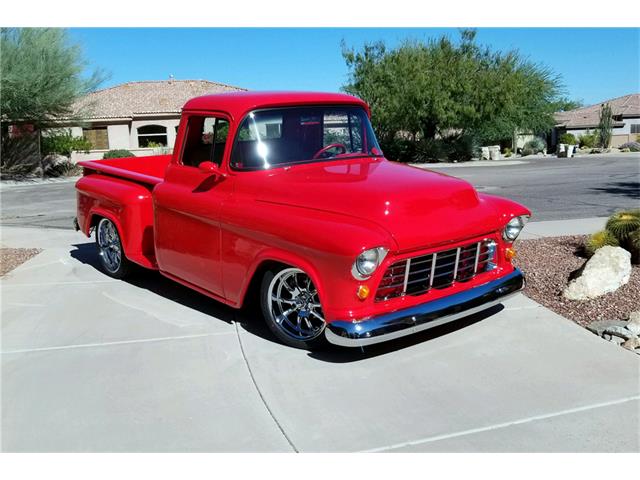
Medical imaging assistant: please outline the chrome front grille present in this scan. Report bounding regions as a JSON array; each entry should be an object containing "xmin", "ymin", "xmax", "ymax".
[{"xmin": 375, "ymin": 239, "xmax": 497, "ymax": 301}]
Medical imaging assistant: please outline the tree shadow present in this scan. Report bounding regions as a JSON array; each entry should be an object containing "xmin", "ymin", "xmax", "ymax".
[{"xmin": 590, "ymin": 181, "xmax": 640, "ymax": 200}]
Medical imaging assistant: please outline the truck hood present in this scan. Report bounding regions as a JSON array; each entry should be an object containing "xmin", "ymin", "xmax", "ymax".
[{"xmin": 248, "ymin": 158, "xmax": 505, "ymax": 251}]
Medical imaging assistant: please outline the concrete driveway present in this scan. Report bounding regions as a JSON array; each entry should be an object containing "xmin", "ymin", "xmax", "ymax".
[{"xmin": 1, "ymin": 226, "xmax": 639, "ymax": 452}]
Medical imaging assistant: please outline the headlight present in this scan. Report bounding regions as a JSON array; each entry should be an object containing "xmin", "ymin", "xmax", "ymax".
[
  {"xmin": 503, "ymin": 215, "xmax": 529, "ymax": 241},
  {"xmin": 351, "ymin": 247, "xmax": 388, "ymax": 280}
]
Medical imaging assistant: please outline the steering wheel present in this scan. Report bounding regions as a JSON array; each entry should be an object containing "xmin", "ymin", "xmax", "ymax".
[{"xmin": 312, "ymin": 143, "xmax": 347, "ymax": 159}]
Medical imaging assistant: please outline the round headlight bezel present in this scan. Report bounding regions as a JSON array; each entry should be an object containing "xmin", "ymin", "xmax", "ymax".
[
  {"xmin": 352, "ymin": 247, "xmax": 388, "ymax": 280},
  {"xmin": 503, "ymin": 215, "xmax": 529, "ymax": 241}
]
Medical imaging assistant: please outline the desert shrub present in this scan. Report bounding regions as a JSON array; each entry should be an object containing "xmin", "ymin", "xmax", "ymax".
[
  {"xmin": 521, "ymin": 137, "xmax": 546, "ymax": 156},
  {"xmin": 41, "ymin": 131, "xmax": 92, "ymax": 157},
  {"xmin": 585, "ymin": 230, "xmax": 619, "ymax": 257},
  {"xmin": 559, "ymin": 133, "xmax": 577, "ymax": 145},
  {"xmin": 619, "ymin": 141, "xmax": 640, "ymax": 152},
  {"xmin": 579, "ymin": 131, "xmax": 598, "ymax": 148},
  {"xmin": 0, "ymin": 132, "xmax": 41, "ymax": 178},
  {"xmin": 45, "ymin": 160, "xmax": 82, "ymax": 177},
  {"xmin": 103, "ymin": 149, "xmax": 134, "ymax": 159},
  {"xmin": 380, "ymin": 138, "xmax": 416, "ymax": 162}
]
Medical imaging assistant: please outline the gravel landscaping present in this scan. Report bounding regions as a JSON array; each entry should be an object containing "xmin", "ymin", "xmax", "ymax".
[
  {"xmin": 514, "ymin": 235, "xmax": 639, "ymax": 327},
  {"xmin": 1, "ymin": 248, "xmax": 41, "ymax": 276}
]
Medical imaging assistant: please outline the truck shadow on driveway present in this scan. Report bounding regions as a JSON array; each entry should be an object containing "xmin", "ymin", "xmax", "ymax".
[
  {"xmin": 70, "ymin": 242, "xmax": 235, "ymax": 324},
  {"xmin": 70, "ymin": 241, "xmax": 502, "ymax": 361}
]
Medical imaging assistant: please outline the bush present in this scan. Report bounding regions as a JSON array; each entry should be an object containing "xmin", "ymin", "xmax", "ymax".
[
  {"xmin": 558, "ymin": 133, "xmax": 577, "ymax": 145},
  {"xmin": 41, "ymin": 131, "xmax": 92, "ymax": 157},
  {"xmin": 503, "ymin": 147, "xmax": 512, "ymax": 158},
  {"xmin": 619, "ymin": 141, "xmax": 640, "ymax": 152},
  {"xmin": 585, "ymin": 230, "xmax": 619, "ymax": 257},
  {"xmin": 521, "ymin": 137, "xmax": 546, "ymax": 156},
  {"xmin": 103, "ymin": 149, "xmax": 134, "ymax": 159},
  {"xmin": 578, "ymin": 132, "xmax": 598, "ymax": 148}
]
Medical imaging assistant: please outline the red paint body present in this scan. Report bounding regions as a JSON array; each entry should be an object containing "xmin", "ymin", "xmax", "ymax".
[{"xmin": 76, "ymin": 92, "xmax": 530, "ymax": 323}]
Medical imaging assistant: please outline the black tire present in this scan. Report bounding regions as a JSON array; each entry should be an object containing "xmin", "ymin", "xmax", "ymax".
[
  {"xmin": 95, "ymin": 217, "xmax": 132, "ymax": 279},
  {"xmin": 260, "ymin": 267, "xmax": 329, "ymax": 350}
]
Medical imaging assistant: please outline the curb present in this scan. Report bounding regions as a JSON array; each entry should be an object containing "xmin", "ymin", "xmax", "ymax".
[{"xmin": 0, "ymin": 176, "xmax": 81, "ymax": 190}]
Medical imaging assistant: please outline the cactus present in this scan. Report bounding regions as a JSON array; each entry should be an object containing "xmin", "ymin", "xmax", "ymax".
[
  {"xmin": 605, "ymin": 209, "xmax": 640, "ymax": 241},
  {"xmin": 585, "ymin": 230, "xmax": 619, "ymax": 257},
  {"xmin": 630, "ymin": 228, "xmax": 640, "ymax": 264}
]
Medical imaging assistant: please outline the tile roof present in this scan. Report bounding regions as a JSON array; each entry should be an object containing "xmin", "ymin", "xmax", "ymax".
[
  {"xmin": 554, "ymin": 93, "xmax": 639, "ymax": 129},
  {"xmin": 72, "ymin": 80, "xmax": 246, "ymax": 119}
]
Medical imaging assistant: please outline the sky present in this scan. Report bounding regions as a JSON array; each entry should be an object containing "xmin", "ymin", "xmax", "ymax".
[{"xmin": 70, "ymin": 28, "xmax": 639, "ymax": 106}]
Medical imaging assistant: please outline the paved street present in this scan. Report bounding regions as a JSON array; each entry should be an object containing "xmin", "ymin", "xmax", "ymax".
[
  {"xmin": 423, "ymin": 154, "xmax": 640, "ymax": 221},
  {"xmin": 1, "ymin": 225, "xmax": 639, "ymax": 452},
  {"xmin": 0, "ymin": 154, "xmax": 638, "ymax": 230}
]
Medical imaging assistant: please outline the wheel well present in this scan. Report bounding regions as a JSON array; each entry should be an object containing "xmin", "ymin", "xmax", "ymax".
[
  {"xmin": 89, "ymin": 213, "xmax": 102, "ymax": 232},
  {"xmin": 241, "ymin": 260, "xmax": 289, "ymax": 310}
]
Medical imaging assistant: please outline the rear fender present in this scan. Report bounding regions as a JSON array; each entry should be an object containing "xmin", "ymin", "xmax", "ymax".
[{"xmin": 76, "ymin": 175, "xmax": 157, "ymax": 269}]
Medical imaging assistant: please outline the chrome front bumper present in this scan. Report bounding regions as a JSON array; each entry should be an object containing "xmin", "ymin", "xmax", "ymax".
[{"xmin": 324, "ymin": 268, "xmax": 525, "ymax": 347}]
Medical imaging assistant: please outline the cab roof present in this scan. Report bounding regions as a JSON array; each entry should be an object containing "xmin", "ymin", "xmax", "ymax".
[{"xmin": 182, "ymin": 91, "xmax": 369, "ymax": 118}]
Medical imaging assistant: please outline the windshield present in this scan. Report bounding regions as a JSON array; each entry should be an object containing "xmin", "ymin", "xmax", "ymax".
[{"xmin": 230, "ymin": 106, "xmax": 383, "ymax": 170}]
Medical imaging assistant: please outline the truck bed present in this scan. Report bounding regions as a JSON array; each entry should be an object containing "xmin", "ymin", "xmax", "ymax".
[{"xmin": 78, "ymin": 154, "xmax": 171, "ymax": 185}]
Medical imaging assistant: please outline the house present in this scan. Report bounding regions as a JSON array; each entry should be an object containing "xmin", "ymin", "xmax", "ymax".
[
  {"xmin": 52, "ymin": 79, "xmax": 246, "ymax": 161},
  {"xmin": 553, "ymin": 93, "xmax": 640, "ymax": 147}
]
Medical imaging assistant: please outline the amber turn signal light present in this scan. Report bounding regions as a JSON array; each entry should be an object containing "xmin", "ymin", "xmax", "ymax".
[
  {"xmin": 505, "ymin": 247, "xmax": 516, "ymax": 262},
  {"xmin": 356, "ymin": 285, "xmax": 370, "ymax": 301}
]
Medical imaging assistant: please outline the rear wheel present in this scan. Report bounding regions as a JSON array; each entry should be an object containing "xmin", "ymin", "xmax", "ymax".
[
  {"xmin": 96, "ymin": 218, "xmax": 132, "ymax": 279},
  {"xmin": 260, "ymin": 267, "xmax": 328, "ymax": 349}
]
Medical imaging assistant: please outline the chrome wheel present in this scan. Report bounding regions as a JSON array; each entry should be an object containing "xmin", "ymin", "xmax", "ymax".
[
  {"xmin": 267, "ymin": 268, "xmax": 325, "ymax": 341},
  {"xmin": 97, "ymin": 218, "xmax": 122, "ymax": 273}
]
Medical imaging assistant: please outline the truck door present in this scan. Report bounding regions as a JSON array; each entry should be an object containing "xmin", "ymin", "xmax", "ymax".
[{"xmin": 153, "ymin": 113, "xmax": 232, "ymax": 298}]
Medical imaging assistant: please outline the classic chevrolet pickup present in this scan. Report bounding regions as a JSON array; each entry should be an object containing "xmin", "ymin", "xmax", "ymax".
[{"xmin": 75, "ymin": 91, "xmax": 530, "ymax": 349}]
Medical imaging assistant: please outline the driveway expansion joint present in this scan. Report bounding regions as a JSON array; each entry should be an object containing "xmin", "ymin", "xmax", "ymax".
[
  {"xmin": 359, "ymin": 395, "xmax": 640, "ymax": 452},
  {"xmin": 234, "ymin": 320, "xmax": 299, "ymax": 452}
]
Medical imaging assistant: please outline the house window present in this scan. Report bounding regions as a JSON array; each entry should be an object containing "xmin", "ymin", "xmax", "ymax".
[
  {"xmin": 137, "ymin": 125, "xmax": 167, "ymax": 147},
  {"xmin": 83, "ymin": 127, "xmax": 108, "ymax": 150},
  {"xmin": 631, "ymin": 124, "xmax": 640, "ymax": 134}
]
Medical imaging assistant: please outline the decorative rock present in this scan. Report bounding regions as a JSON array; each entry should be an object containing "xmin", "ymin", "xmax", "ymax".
[
  {"xmin": 587, "ymin": 320, "xmax": 628, "ymax": 336},
  {"xmin": 603, "ymin": 325, "xmax": 635, "ymax": 340},
  {"xmin": 627, "ymin": 311, "xmax": 640, "ymax": 336},
  {"xmin": 621, "ymin": 337, "xmax": 640, "ymax": 351},
  {"xmin": 609, "ymin": 336, "xmax": 625, "ymax": 346},
  {"xmin": 563, "ymin": 246, "xmax": 632, "ymax": 300}
]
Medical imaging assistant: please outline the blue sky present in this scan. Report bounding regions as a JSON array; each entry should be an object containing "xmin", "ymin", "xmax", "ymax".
[{"xmin": 70, "ymin": 28, "xmax": 639, "ymax": 106}]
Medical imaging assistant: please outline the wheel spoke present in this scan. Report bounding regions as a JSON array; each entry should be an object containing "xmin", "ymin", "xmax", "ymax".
[{"xmin": 268, "ymin": 268, "xmax": 326, "ymax": 342}]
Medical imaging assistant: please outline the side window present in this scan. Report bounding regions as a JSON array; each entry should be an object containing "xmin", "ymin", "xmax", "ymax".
[
  {"xmin": 323, "ymin": 111, "xmax": 363, "ymax": 152},
  {"xmin": 181, "ymin": 116, "xmax": 229, "ymax": 167}
]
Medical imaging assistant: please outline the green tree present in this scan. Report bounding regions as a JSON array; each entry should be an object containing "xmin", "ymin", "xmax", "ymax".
[
  {"xmin": 1, "ymin": 28, "xmax": 105, "ymax": 176},
  {"xmin": 342, "ymin": 30, "xmax": 563, "ymax": 162},
  {"xmin": 1, "ymin": 28, "xmax": 104, "ymax": 125},
  {"xmin": 598, "ymin": 102, "xmax": 613, "ymax": 148}
]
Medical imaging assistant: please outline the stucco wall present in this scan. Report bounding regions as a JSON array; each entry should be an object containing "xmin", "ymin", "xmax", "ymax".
[
  {"xmin": 130, "ymin": 118, "xmax": 180, "ymax": 149},
  {"xmin": 70, "ymin": 147, "xmax": 173, "ymax": 163},
  {"xmin": 107, "ymin": 124, "xmax": 130, "ymax": 150}
]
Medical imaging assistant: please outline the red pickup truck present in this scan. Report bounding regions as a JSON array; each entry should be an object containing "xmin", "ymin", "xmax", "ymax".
[{"xmin": 75, "ymin": 91, "xmax": 530, "ymax": 349}]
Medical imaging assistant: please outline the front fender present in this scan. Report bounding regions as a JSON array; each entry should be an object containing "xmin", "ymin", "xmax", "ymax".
[{"xmin": 221, "ymin": 200, "xmax": 398, "ymax": 317}]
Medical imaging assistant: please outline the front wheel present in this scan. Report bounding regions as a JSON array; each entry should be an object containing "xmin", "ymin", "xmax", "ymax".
[
  {"xmin": 260, "ymin": 267, "xmax": 328, "ymax": 349},
  {"xmin": 96, "ymin": 217, "xmax": 132, "ymax": 279}
]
